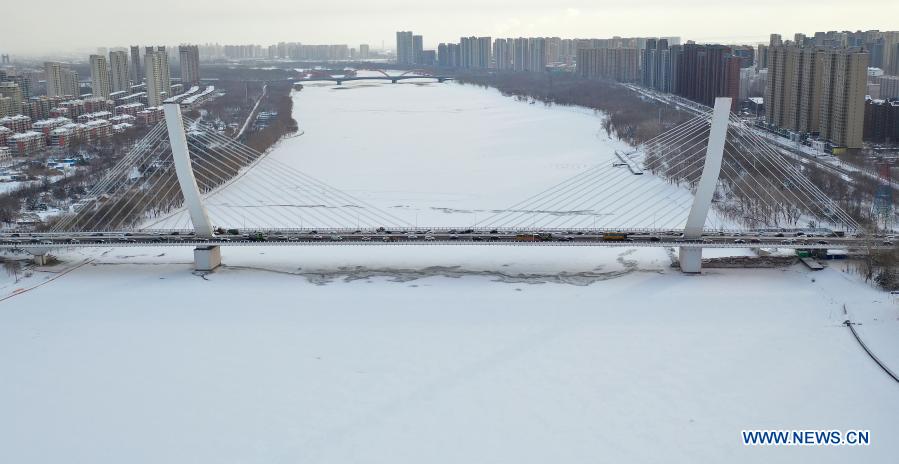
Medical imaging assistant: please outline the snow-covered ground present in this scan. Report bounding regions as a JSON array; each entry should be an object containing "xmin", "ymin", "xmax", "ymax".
[{"xmin": 1, "ymin": 79, "xmax": 898, "ymax": 463}]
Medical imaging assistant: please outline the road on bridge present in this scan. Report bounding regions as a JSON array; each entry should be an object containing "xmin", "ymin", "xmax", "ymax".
[{"xmin": 1, "ymin": 229, "xmax": 887, "ymax": 250}]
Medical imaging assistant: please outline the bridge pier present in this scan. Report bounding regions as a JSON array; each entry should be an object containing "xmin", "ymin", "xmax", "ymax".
[
  {"xmin": 391, "ymin": 79, "xmax": 397, "ymax": 84},
  {"xmin": 678, "ymin": 248, "xmax": 702, "ymax": 273},
  {"xmin": 32, "ymin": 252, "xmax": 48, "ymax": 266},
  {"xmin": 194, "ymin": 246, "xmax": 221, "ymax": 271},
  {"xmin": 29, "ymin": 246, "xmax": 53, "ymax": 266}
]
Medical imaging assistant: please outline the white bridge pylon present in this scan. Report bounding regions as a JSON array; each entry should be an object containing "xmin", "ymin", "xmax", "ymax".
[
  {"xmin": 163, "ymin": 103, "xmax": 220, "ymax": 270},
  {"xmin": 679, "ymin": 97, "xmax": 730, "ymax": 273},
  {"xmin": 163, "ymin": 103, "xmax": 215, "ymax": 237}
]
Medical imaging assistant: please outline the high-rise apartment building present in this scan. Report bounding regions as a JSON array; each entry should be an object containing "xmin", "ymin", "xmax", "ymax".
[
  {"xmin": 412, "ymin": 35, "xmax": 423, "ymax": 65},
  {"xmin": 765, "ymin": 45, "xmax": 823, "ymax": 133},
  {"xmin": 819, "ymin": 48, "xmax": 869, "ymax": 148},
  {"xmin": 641, "ymin": 38, "xmax": 671, "ymax": 91},
  {"xmin": 576, "ymin": 48, "xmax": 639, "ymax": 82},
  {"xmin": 459, "ymin": 37, "xmax": 476, "ymax": 68},
  {"xmin": 876, "ymin": 75, "xmax": 899, "ymax": 99},
  {"xmin": 44, "ymin": 62, "xmax": 79, "ymax": 98},
  {"xmin": 560, "ymin": 39, "xmax": 578, "ymax": 65},
  {"xmin": 44, "ymin": 62, "xmax": 62, "ymax": 98},
  {"xmin": 546, "ymin": 37, "xmax": 562, "ymax": 64},
  {"xmin": 756, "ymin": 44, "xmax": 769, "ymax": 69},
  {"xmin": 437, "ymin": 43, "xmax": 461, "ymax": 68},
  {"xmin": 675, "ymin": 44, "xmax": 740, "ymax": 110},
  {"xmin": 129, "ymin": 46, "xmax": 142, "ymax": 84},
  {"xmin": 90, "ymin": 54, "xmax": 111, "ymax": 100},
  {"xmin": 109, "ymin": 50, "xmax": 130, "ymax": 93},
  {"xmin": 179, "ymin": 45, "xmax": 201, "ymax": 85},
  {"xmin": 359, "ymin": 44, "xmax": 370, "ymax": 59},
  {"xmin": 396, "ymin": 31, "xmax": 414, "ymax": 65},
  {"xmin": 527, "ymin": 37, "xmax": 546, "ymax": 72},
  {"xmin": 863, "ymin": 98, "xmax": 899, "ymax": 143},
  {"xmin": 476, "ymin": 37, "xmax": 491, "ymax": 69},
  {"xmin": 513, "ymin": 38, "xmax": 529, "ymax": 71},
  {"xmin": 144, "ymin": 48, "xmax": 171, "ymax": 107},
  {"xmin": 642, "ymin": 38, "xmax": 657, "ymax": 87},
  {"xmin": 767, "ymin": 44, "xmax": 868, "ymax": 148},
  {"xmin": 0, "ymin": 82, "xmax": 24, "ymax": 117},
  {"xmin": 493, "ymin": 39, "xmax": 513, "ymax": 70},
  {"xmin": 882, "ymin": 31, "xmax": 899, "ymax": 75}
]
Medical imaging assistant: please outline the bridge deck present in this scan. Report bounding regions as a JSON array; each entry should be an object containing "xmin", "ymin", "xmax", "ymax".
[{"xmin": 1, "ymin": 229, "xmax": 881, "ymax": 250}]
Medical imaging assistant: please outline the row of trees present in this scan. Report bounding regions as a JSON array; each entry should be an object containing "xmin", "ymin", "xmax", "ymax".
[
  {"xmin": 245, "ymin": 81, "xmax": 299, "ymax": 153},
  {"xmin": 455, "ymin": 71, "xmax": 692, "ymax": 146}
]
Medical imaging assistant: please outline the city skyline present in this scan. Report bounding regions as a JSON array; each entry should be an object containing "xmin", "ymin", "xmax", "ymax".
[{"xmin": 3, "ymin": 0, "xmax": 898, "ymax": 55}]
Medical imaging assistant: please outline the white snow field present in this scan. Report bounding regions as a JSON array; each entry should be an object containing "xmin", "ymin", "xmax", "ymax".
[{"xmin": 1, "ymin": 79, "xmax": 898, "ymax": 463}]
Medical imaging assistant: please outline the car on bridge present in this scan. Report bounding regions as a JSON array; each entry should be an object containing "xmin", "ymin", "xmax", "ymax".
[{"xmin": 602, "ymin": 232, "xmax": 629, "ymax": 241}]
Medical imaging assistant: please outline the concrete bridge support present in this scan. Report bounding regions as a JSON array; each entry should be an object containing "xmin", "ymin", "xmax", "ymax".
[
  {"xmin": 29, "ymin": 246, "xmax": 52, "ymax": 266},
  {"xmin": 163, "ymin": 103, "xmax": 221, "ymax": 271},
  {"xmin": 32, "ymin": 253, "xmax": 49, "ymax": 266},
  {"xmin": 194, "ymin": 246, "xmax": 222, "ymax": 271},
  {"xmin": 679, "ymin": 97, "xmax": 730, "ymax": 273}
]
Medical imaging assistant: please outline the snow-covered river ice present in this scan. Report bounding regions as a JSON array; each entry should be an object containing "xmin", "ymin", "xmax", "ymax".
[{"xmin": 1, "ymin": 79, "xmax": 898, "ymax": 464}]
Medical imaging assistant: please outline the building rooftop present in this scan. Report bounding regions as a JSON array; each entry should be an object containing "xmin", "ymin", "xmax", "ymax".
[
  {"xmin": 116, "ymin": 102, "xmax": 145, "ymax": 109},
  {"xmin": 181, "ymin": 86, "xmax": 215, "ymax": 105},
  {"xmin": 9, "ymin": 131, "xmax": 43, "ymax": 140},
  {"xmin": 0, "ymin": 114, "xmax": 31, "ymax": 122},
  {"xmin": 165, "ymin": 85, "xmax": 201, "ymax": 104},
  {"xmin": 32, "ymin": 117, "xmax": 71, "ymax": 128}
]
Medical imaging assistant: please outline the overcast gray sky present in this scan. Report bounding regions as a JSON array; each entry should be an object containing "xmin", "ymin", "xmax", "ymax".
[{"xmin": 5, "ymin": 0, "xmax": 898, "ymax": 55}]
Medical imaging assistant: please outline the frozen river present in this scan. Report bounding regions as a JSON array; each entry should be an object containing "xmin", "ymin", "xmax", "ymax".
[
  {"xmin": 284, "ymin": 79, "xmax": 627, "ymax": 227},
  {"xmin": 1, "ymin": 78, "xmax": 898, "ymax": 464}
]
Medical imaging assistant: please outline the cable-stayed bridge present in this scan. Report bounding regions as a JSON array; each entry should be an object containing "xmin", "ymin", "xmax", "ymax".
[{"xmin": 4, "ymin": 98, "xmax": 886, "ymax": 272}]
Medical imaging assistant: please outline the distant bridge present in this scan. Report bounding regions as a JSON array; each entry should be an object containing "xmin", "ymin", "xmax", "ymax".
[{"xmin": 297, "ymin": 69, "xmax": 453, "ymax": 85}]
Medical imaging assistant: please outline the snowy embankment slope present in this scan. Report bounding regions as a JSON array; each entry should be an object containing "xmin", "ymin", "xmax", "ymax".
[{"xmin": 1, "ymin": 245, "xmax": 898, "ymax": 464}]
